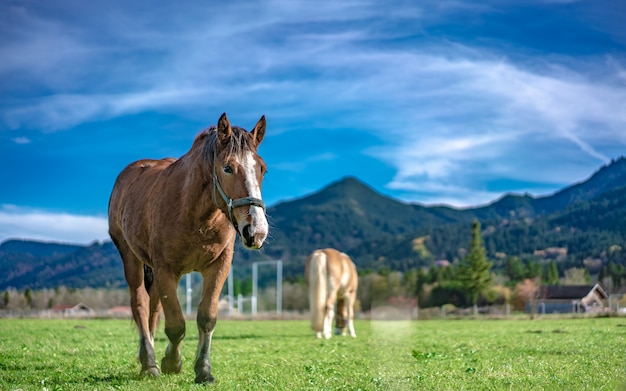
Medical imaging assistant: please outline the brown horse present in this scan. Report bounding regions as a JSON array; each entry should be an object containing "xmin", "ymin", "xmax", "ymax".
[
  {"xmin": 108, "ymin": 113, "xmax": 268, "ymax": 383},
  {"xmin": 305, "ymin": 248, "xmax": 358, "ymax": 339}
]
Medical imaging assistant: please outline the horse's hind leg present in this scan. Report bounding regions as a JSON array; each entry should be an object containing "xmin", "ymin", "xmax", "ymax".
[
  {"xmin": 144, "ymin": 265, "xmax": 162, "ymax": 343},
  {"xmin": 345, "ymin": 292, "xmax": 357, "ymax": 338},
  {"xmin": 117, "ymin": 245, "xmax": 159, "ymax": 376},
  {"xmin": 153, "ymin": 266, "xmax": 185, "ymax": 375}
]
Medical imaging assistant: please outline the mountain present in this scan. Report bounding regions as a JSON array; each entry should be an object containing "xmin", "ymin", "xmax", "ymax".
[
  {"xmin": 473, "ymin": 157, "xmax": 626, "ymax": 219},
  {"xmin": 0, "ymin": 240, "xmax": 124, "ymax": 290},
  {"xmin": 261, "ymin": 176, "xmax": 475, "ymax": 259},
  {"xmin": 1, "ymin": 157, "xmax": 626, "ymax": 289},
  {"xmin": 0, "ymin": 239, "xmax": 83, "ymax": 258}
]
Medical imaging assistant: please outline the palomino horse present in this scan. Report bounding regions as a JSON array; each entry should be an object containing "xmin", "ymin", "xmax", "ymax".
[
  {"xmin": 305, "ymin": 248, "xmax": 358, "ymax": 339},
  {"xmin": 108, "ymin": 113, "xmax": 268, "ymax": 383}
]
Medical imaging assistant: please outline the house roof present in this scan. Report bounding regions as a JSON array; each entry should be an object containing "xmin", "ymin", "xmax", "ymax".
[
  {"xmin": 51, "ymin": 302, "xmax": 93, "ymax": 311},
  {"xmin": 538, "ymin": 284, "xmax": 608, "ymax": 300}
]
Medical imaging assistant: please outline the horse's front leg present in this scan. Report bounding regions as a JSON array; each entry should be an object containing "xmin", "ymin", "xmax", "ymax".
[
  {"xmin": 334, "ymin": 298, "xmax": 347, "ymax": 336},
  {"xmin": 194, "ymin": 252, "xmax": 233, "ymax": 384},
  {"xmin": 154, "ymin": 267, "xmax": 185, "ymax": 375},
  {"xmin": 323, "ymin": 288, "xmax": 338, "ymax": 339},
  {"xmin": 119, "ymin": 252, "xmax": 159, "ymax": 377}
]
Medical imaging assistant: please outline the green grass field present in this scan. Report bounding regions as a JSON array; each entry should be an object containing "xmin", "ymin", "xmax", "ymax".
[{"xmin": 0, "ymin": 317, "xmax": 625, "ymax": 390}]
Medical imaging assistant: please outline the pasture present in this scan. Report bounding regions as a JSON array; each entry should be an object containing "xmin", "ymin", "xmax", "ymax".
[{"xmin": 0, "ymin": 317, "xmax": 625, "ymax": 390}]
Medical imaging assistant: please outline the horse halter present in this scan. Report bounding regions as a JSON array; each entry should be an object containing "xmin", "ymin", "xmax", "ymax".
[{"xmin": 212, "ymin": 151, "xmax": 266, "ymax": 230}]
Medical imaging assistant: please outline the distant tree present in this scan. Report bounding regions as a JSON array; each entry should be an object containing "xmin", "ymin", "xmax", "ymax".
[
  {"xmin": 608, "ymin": 262, "xmax": 625, "ymax": 288},
  {"xmin": 378, "ymin": 267, "xmax": 392, "ymax": 277},
  {"xmin": 505, "ymin": 257, "xmax": 525, "ymax": 285},
  {"xmin": 608, "ymin": 245, "xmax": 622, "ymax": 262},
  {"xmin": 402, "ymin": 269, "xmax": 418, "ymax": 299},
  {"xmin": 426, "ymin": 282, "xmax": 467, "ymax": 307},
  {"xmin": 385, "ymin": 271, "xmax": 404, "ymax": 298},
  {"xmin": 24, "ymin": 288, "xmax": 33, "ymax": 308},
  {"xmin": 240, "ymin": 277, "xmax": 253, "ymax": 296},
  {"xmin": 233, "ymin": 278, "xmax": 242, "ymax": 297},
  {"xmin": 545, "ymin": 261, "xmax": 560, "ymax": 285},
  {"xmin": 525, "ymin": 261, "xmax": 542, "ymax": 280},
  {"xmin": 458, "ymin": 221, "xmax": 493, "ymax": 305},
  {"xmin": 441, "ymin": 264, "xmax": 458, "ymax": 281},
  {"xmin": 426, "ymin": 266, "xmax": 440, "ymax": 284},
  {"xmin": 3, "ymin": 290, "xmax": 9, "ymax": 307},
  {"xmin": 562, "ymin": 267, "xmax": 591, "ymax": 285},
  {"xmin": 357, "ymin": 273, "xmax": 388, "ymax": 311},
  {"xmin": 413, "ymin": 269, "xmax": 430, "ymax": 307}
]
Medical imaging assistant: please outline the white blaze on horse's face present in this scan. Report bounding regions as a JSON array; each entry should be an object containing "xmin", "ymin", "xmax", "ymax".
[{"xmin": 232, "ymin": 151, "xmax": 268, "ymax": 249}]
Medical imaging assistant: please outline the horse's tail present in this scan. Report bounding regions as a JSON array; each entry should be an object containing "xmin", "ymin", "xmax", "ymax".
[
  {"xmin": 307, "ymin": 250, "xmax": 327, "ymax": 333},
  {"xmin": 144, "ymin": 264, "xmax": 154, "ymax": 293}
]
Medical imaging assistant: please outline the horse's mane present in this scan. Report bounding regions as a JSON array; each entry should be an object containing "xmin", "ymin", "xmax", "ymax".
[{"xmin": 196, "ymin": 125, "xmax": 257, "ymax": 161}]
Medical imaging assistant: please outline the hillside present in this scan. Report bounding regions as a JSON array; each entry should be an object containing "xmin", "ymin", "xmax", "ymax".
[
  {"xmin": 260, "ymin": 177, "xmax": 475, "ymax": 261},
  {"xmin": 1, "ymin": 157, "xmax": 626, "ymax": 289},
  {"xmin": 0, "ymin": 239, "xmax": 82, "ymax": 258},
  {"xmin": 469, "ymin": 157, "xmax": 626, "ymax": 219},
  {"xmin": 0, "ymin": 241, "xmax": 124, "ymax": 290}
]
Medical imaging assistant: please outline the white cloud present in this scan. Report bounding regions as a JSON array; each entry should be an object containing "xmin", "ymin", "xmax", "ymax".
[
  {"xmin": 2, "ymin": 0, "xmax": 625, "ymax": 209},
  {"xmin": 11, "ymin": 137, "xmax": 30, "ymax": 144},
  {"xmin": 0, "ymin": 205, "xmax": 109, "ymax": 245},
  {"xmin": 363, "ymin": 53, "xmax": 626, "ymax": 206}
]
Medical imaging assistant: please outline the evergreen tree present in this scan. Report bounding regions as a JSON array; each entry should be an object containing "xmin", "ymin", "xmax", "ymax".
[
  {"xmin": 525, "ymin": 261, "xmax": 542, "ymax": 280},
  {"xmin": 546, "ymin": 261, "xmax": 560, "ymax": 285},
  {"xmin": 458, "ymin": 221, "xmax": 493, "ymax": 305},
  {"xmin": 505, "ymin": 256, "xmax": 524, "ymax": 284},
  {"xmin": 233, "ymin": 278, "xmax": 242, "ymax": 296},
  {"xmin": 24, "ymin": 288, "xmax": 33, "ymax": 308},
  {"xmin": 414, "ymin": 268, "xmax": 428, "ymax": 305},
  {"xmin": 609, "ymin": 262, "xmax": 624, "ymax": 288}
]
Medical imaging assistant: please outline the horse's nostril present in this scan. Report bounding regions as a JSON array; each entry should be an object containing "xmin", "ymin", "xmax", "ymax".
[
  {"xmin": 243, "ymin": 225, "xmax": 253, "ymax": 240},
  {"xmin": 242, "ymin": 225, "xmax": 254, "ymax": 247}
]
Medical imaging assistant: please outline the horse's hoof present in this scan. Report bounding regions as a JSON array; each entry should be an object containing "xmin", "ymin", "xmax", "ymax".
[
  {"xmin": 161, "ymin": 357, "xmax": 182, "ymax": 374},
  {"xmin": 194, "ymin": 372, "xmax": 215, "ymax": 384},
  {"xmin": 141, "ymin": 366, "xmax": 160, "ymax": 377}
]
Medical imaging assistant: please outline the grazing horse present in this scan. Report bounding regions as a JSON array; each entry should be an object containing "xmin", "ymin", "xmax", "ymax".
[
  {"xmin": 305, "ymin": 248, "xmax": 358, "ymax": 339},
  {"xmin": 108, "ymin": 113, "xmax": 268, "ymax": 383}
]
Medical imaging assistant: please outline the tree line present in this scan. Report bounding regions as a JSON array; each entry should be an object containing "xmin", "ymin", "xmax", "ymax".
[
  {"xmin": 233, "ymin": 220, "xmax": 625, "ymax": 313},
  {"xmin": 3, "ymin": 221, "xmax": 625, "ymax": 313}
]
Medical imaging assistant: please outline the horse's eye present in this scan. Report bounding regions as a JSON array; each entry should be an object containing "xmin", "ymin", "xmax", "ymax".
[{"xmin": 223, "ymin": 165, "xmax": 233, "ymax": 174}]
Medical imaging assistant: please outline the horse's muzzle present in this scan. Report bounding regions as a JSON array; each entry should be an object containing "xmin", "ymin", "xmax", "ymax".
[{"xmin": 241, "ymin": 224, "xmax": 265, "ymax": 249}]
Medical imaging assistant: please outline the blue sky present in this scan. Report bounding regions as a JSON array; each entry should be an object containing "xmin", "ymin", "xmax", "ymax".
[{"xmin": 1, "ymin": 0, "xmax": 625, "ymax": 244}]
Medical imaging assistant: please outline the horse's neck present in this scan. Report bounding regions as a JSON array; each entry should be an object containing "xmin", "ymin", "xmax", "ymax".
[{"xmin": 173, "ymin": 146, "xmax": 220, "ymax": 224}]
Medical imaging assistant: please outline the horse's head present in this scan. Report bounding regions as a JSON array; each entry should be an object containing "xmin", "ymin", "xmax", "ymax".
[{"xmin": 212, "ymin": 113, "xmax": 268, "ymax": 249}]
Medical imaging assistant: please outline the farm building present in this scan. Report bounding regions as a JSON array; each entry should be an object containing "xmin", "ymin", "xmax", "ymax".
[
  {"xmin": 51, "ymin": 303, "xmax": 94, "ymax": 315},
  {"xmin": 528, "ymin": 284, "xmax": 608, "ymax": 314}
]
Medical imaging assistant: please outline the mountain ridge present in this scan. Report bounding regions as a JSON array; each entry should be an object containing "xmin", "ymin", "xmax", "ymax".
[{"xmin": 2, "ymin": 156, "xmax": 625, "ymax": 289}]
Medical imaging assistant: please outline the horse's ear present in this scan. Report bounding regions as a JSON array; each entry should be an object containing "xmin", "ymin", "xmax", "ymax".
[
  {"xmin": 251, "ymin": 115, "xmax": 266, "ymax": 147},
  {"xmin": 217, "ymin": 113, "xmax": 232, "ymax": 144}
]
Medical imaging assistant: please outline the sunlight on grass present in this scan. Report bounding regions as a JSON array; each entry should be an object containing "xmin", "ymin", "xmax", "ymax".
[{"xmin": 0, "ymin": 318, "xmax": 625, "ymax": 390}]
